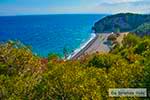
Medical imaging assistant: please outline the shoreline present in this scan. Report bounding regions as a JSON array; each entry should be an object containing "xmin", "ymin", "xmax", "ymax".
[
  {"xmin": 67, "ymin": 33, "xmax": 97, "ymax": 60},
  {"xmin": 67, "ymin": 33, "xmax": 112, "ymax": 60}
]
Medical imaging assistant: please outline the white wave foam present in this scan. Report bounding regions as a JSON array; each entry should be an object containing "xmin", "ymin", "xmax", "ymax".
[{"xmin": 67, "ymin": 33, "xmax": 96, "ymax": 60}]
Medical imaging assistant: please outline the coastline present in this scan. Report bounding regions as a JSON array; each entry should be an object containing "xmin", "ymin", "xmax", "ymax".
[
  {"xmin": 67, "ymin": 33, "xmax": 96, "ymax": 60},
  {"xmin": 67, "ymin": 33, "xmax": 110, "ymax": 60}
]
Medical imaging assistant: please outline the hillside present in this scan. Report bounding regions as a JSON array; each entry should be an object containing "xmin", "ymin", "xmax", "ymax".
[
  {"xmin": 0, "ymin": 34, "xmax": 150, "ymax": 99},
  {"xmin": 93, "ymin": 13, "xmax": 150, "ymax": 33},
  {"xmin": 132, "ymin": 23, "xmax": 150, "ymax": 36}
]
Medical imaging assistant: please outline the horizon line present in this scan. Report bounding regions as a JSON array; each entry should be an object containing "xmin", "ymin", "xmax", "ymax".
[
  {"xmin": 0, "ymin": 13, "xmax": 110, "ymax": 17},
  {"xmin": 0, "ymin": 12, "xmax": 149, "ymax": 17}
]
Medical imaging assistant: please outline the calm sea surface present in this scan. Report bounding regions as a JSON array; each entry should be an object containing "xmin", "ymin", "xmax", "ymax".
[{"xmin": 0, "ymin": 14, "xmax": 105, "ymax": 57}]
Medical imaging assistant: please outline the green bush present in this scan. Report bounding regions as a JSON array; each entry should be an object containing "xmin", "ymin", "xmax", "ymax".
[{"xmin": 0, "ymin": 33, "xmax": 150, "ymax": 99}]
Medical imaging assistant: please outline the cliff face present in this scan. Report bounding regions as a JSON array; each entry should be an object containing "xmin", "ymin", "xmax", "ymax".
[{"xmin": 93, "ymin": 13, "xmax": 150, "ymax": 34}]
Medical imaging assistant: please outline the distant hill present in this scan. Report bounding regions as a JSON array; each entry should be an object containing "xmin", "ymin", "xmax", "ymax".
[
  {"xmin": 132, "ymin": 23, "xmax": 150, "ymax": 36},
  {"xmin": 93, "ymin": 13, "xmax": 150, "ymax": 34}
]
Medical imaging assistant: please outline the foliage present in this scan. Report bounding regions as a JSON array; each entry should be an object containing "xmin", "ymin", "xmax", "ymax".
[
  {"xmin": 0, "ymin": 41, "xmax": 43, "ymax": 99},
  {"xmin": 88, "ymin": 54, "xmax": 122, "ymax": 71},
  {"xmin": 0, "ymin": 34, "xmax": 150, "ymax": 99},
  {"xmin": 48, "ymin": 53, "xmax": 60, "ymax": 61},
  {"xmin": 122, "ymin": 33, "xmax": 141, "ymax": 48},
  {"xmin": 133, "ymin": 23, "xmax": 150, "ymax": 36},
  {"xmin": 107, "ymin": 34, "xmax": 117, "ymax": 41},
  {"xmin": 93, "ymin": 13, "xmax": 150, "ymax": 33}
]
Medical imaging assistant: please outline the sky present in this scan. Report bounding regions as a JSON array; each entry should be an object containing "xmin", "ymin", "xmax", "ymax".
[{"xmin": 0, "ymin": 0, "xmax": 149, "ymax": 16}]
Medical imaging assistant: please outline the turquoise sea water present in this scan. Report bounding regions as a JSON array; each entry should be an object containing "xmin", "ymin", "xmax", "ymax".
[{"xmin": 0, "ymin": 14, "xmax": 105, "ymax": 57}]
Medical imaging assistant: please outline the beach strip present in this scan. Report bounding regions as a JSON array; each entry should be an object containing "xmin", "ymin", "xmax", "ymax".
[{"xmin": 68, "ymin": 33, "xmax": 113, "ymax": 60}]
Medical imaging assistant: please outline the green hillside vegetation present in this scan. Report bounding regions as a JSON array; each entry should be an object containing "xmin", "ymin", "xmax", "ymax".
[
  {"xmin": 132, "ymin": 23, "xmax": 150, "ymax": 36},
  {"xmin": 93, "ymin": 13, "xmax": 150, "ymax": 34},
  {"xmin": 0, "ymin": 33, "xmax": 150, "ymax": 99}
]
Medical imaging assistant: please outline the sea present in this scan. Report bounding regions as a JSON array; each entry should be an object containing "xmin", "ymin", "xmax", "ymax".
[{"xmin": 0, "ymin": 14, "xmax": 106, "ymax": 57}]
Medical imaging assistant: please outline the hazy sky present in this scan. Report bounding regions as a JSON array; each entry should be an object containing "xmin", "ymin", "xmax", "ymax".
[{"xmin": 0, "ymin": 0, "xmax": 149, "ymax": 16}]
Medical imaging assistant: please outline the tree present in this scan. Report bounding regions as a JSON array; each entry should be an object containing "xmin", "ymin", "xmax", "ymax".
[
  {"xmin": 0, "ymin": 33, "xmax": 149, "ymax": 100},
  {"xmin": 122, "ymin": 33, "xmax": 141, "ymax": 48},
  {"xmin": 48, "ymin": 53, "xmax": 60, "ymax": 61}
]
